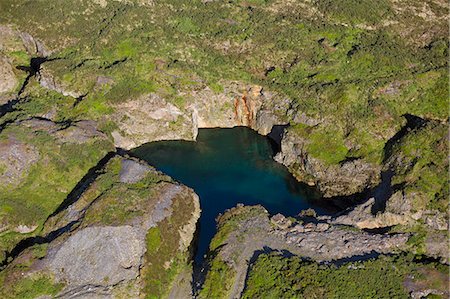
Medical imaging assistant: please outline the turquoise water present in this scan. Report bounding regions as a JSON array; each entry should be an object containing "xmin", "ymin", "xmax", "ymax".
[{"xmin": 132, "ymin": 127, "xmax": 330, "ymax": 263}]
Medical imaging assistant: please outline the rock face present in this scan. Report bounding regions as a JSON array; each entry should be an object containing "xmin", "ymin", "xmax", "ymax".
[
  {"xmin": 110, "ymin": 82, "xmax": 291, "ymax": 149},
  {"xmin": 118, "ymin": 158, "xmax": 151, "ymax": 183},
  {"xmin": 0, "ymin": 157, "xmax": 201, "ymax": 299},
  {"xmin": 332, "ymin": 195, "xmax": 449, "ymax": 262},
  {"xmin": 49, "ymin": 226, "xmax": 145, "ymax": 287},
  {"xmin": 275, "ymin": 129, "xmax": 381, "ymax": 198},
  {"xmin": 111, "ymin": 93, "xmax": 193, "ymax": 149}
]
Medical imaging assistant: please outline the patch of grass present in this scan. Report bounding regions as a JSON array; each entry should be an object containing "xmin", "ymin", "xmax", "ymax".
[
  {"xmin": 0, "ymin": 273, "xmax": 63, "ymax": 299},
  {"xmin": 243, "ymin": 253, "xmax": 448, "ymax": 299},
  {"xmin": 390, "ymin": 122, "xmax": 447, "ymax": 213},
  {"xmin": 306, "ymin": 126, "xmax": 348, "ymax": 165},
  {"xmin": 146, "ymin": 227, "xmax": 162, "ymax": 255},
  {"xmin": 199, "ymin": 258, "xmax": 235, "ymax": 299}
]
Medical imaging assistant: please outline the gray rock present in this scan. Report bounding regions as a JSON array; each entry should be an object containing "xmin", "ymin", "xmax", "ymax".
[
  {"xmin": 49, "ymin": 226, "xmax": 145, "ymax": 287},
  {"xmin": 315, "ymin": 223, "xmax": 330, "ymax": 232},
  {"xmin": 56, "ymin": 121, "xmax": 107, "ymax": 144},
  {"xmin": 271, "ymin": 213, "xmax": 292, "ymax": 229},
  {"xmin": 118, "ymin": 159, "xmax": 151, "ymax": 183},
  {"xmin": 0, "ymin": 136, "xmax": 40, "ymax": 187}
]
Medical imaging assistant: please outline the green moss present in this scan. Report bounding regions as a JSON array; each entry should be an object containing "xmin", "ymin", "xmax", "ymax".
[
  {"xmin": 390, "ymin": 122, "xmax": 447, "ymax": 213},
  {"xmin": 307, "ymin": 128, "xmax": 348, "ymax": 164},
  {"xmin": 199, "ymin": 259, "xmax": 235, "ymax": 299},
  {"xmin": 146, "ymin": 227, "xmax": 162, "ymax": 255},
  {"xmin": 141, "ymin": 189, "xmax": 196, "ymax": 299},
  {"xmin": 406, "ymin": 228, "xmax": 427, "ymax": 255},
  {"xmin": 209, "ymin": 82, "xmax": 224, "ymax": 94},
  {"xmin": 7, "ymin": 50, "xmax": 30, "ymax": 66},
  {"xmin": 1, "ymin": 273, "xmax": 63, "ymax": 299},
  {"xmin": 243, "ymin": 253, "xmax": 448, "ymax": 299}
]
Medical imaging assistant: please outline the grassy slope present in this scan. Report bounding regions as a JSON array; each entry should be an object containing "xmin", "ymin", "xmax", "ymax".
[
  {"xmin": 0, "ymin": 1, "xmax": 446, "ymax": 163},
  {"xmin": 0, "ymin": 0, "xmax": 447, "ymax": 129},
  {"xmin": 243, "ymin": 253, "xmax": 449, "ymax": 299}
]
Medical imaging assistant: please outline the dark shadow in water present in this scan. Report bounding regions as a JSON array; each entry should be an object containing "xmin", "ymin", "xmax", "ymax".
[{"xmin": 132, "ymin": 127, "xmax": 337, "ymax": 265}]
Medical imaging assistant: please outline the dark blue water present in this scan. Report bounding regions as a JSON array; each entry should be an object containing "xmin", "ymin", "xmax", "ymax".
[{"xmin": 132, "ymin": 127, "xmax": 330, "ymax": 263}]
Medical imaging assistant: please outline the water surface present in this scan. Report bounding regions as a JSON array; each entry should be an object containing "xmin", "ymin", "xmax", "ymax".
[{"xmin": 132, "ymin": 127, "xmax": 329, "ymax": 263}]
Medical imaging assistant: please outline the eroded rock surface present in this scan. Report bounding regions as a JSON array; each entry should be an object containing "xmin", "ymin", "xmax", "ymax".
[{"xmin": 0, "ymin": 58, "xmax": 18, "ymax": 95}]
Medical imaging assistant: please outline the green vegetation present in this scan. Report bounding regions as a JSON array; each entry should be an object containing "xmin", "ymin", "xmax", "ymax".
[
  {"xmin": 316, "ymin": 0, "xmax": 393, "ymax": 24},
  {"xmin": 0, "ymin": 0, "xmax": 444, "ymax": 173},
  {"xmin": 141, "ymin": 191, "xmax": 197, "ymax": 299},
  {"xmin": 0, "ymin": 273, "xmax": 63, "ymax": 299},
  {"xmin": 199, "ymin": 206, "xmax": 266, "ymax": 298},
  {"xmin": 0, "ymin": 123, "xmax": 113, "ymax": 260},
  {"xmin": 243, "ymin": 253, "xmax": 449, "ymax": 299},
  {"xmin": 390, "ymin": 122, "xmax": 448, "ymax": 213},
  {"xmin": 307, "ymin": 126, "xmax": 348, "ymax": 165},
  {"xmin": 0, "ymin": 244, "xmax": 64, "ymax": 299},
  {"xmin": 199, "ymin": 259, "xmax": 236, "ymax": 299}
]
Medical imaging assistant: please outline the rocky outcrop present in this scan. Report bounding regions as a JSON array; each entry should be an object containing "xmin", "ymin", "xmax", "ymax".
[
  {"xmin": 333, "ymin": 197, "xmax": 412, "ymax": 229},
  {"xmin": 275, "ymin": 129, "xmax": 381, "ymax": 197},
  {"xmin": 187, "ymin": 82, "xmax": 290, "ymax": 135},
  {"xmin": 37, "ymin": 64, "xmax": 85, "ymax": 99},
  {"xmin": 334, "ymin": 193, "xmax": 449, "ymax": 231},
  {"xmin": 111, "ymin": 93, "xmax": 193, "ymax": 149},
  {"xmin": 0, "ymin": 157, "xmax": 201, "ymax": 298},
  {"xmin": 48, "ymin": 226, "xmax": 145, "ymax": 287},
  {"xmin": 0, "ymin": 58, "xmax": 18, "ymax": 97},
  {"xmin": 333, "ymin": 193, "xmax": 449, "ymax": 263},
  {"xmin": 118, "ymin": 158, "xmax": 152, "ymax": 183},
  {"xmin": 200, "ymin": 205, "xmax": 408, "ymax": 299},
  {"xmin": 0, "ymin": 136, "xmax": 40, "ymax": 187}
]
